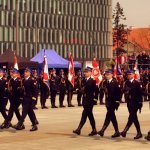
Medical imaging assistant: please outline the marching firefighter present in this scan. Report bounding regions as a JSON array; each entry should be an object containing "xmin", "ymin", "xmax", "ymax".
[
  {"xmin": 73, "ymin": 67, "xmax": 98, "ymax": 136},
  {"xmin": 97, "ymin": 69, "xmax": 121, "ymax": 138},
  {"xmin": 13, "ymin": 68, "xmax": 39, "ymax": 131},
  {"xmin": 121, "ymin": 70, "xmax": 143, "ymax": 139}
]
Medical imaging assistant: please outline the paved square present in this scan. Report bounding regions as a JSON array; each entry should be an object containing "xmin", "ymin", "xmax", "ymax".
[{"xmin": 0, "ymin": 96, "xmax": 150, "ymax": 150}]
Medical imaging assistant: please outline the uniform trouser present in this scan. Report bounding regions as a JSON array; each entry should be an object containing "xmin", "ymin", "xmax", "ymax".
[
  {"xmin": 67, "ymin": 90, "xmax": 73, "ymax": 106},
  {"xmin": 0, "ymin": 98, "xmax": 7, "ymax": 119},
  {"xmin": 77, "ymin": 106, "xmax": 96, "ymax": 130},
  {"xmin": 19, "ymin": 97, "xmax": 37, "ymax": 125},
  {"xmin": 4, "ymin": 98, "xmax": 8, "ymax": 110},
  {"xmin": 32, "ymin": 97, "xmax": 38, "ymax": 107},
  {"xmin": 59, "ymin": 88, "xmax": 66, "ymax": 106},
  {"xmin": 51, "ymin": 90, "xmax": 57, "ymax": 106},
  {"xmin": 99, "ymin": 89, "xmax": 104, "ymax": 104},
  {"xmin": 7, "ymin": 97, "xmax": 21, "ymax": 122},
  {"xmin": 102, "ymin": 107, "xmax": 119, "ymax": 132},
  {"xmin": 77, "ymin": 90, "xmax": 82, "ymax": 105},
  {"xmin": 125, "ymin": 106, "xmax": 141, "ymax": 133},
  {"xmin": 40, "ymin": 92, "xmax": 47, "ymax": 107}
]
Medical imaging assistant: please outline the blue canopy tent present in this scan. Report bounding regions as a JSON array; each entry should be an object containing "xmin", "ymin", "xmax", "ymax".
[{"xmin": 31, "ymin": 49, "xmax": 81, "ymax": 68}]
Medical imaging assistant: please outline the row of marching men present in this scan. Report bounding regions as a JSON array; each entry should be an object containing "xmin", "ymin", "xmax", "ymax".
[{"xmin": 71, "ymin": 67, "xmax": 150, "ymax": 141}]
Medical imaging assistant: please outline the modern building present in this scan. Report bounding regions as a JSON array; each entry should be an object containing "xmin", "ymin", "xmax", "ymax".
[{"xmin": 0, "ymin": 0, "xmax": 112, "ymax": 62}]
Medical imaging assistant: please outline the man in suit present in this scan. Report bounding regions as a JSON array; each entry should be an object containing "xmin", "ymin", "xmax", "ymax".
[
  {"xmin": 97, "ymin": 69, "xmax": 121, "ymax": 138},
  {"xmin": 73, "ymin": 67, "xmax": 98, "ymax": 136},
  {"xmin": 120, "ymin": 70, "xmax": 143, "ymax": 139},
  {"xmin": 13, "ymin": 68, "xmax": 38, "ymax": 131},
  {"xmin": 0, "ymin": 69, "xmax": 8, "ymax": 128},
  {"xmin": 1, "ymin": 69, "xmax": 22, "ymax": 129}
]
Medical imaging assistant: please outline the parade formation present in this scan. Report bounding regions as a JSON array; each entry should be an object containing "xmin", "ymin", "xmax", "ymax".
[{"xmin": 0, "ymin": 50, "xmax": 150, "ymax": 142}]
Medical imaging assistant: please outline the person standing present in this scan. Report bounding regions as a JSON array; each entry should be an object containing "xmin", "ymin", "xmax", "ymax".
[
  {"xmin": 39, "ymin": 73, "xmax": 50, "ymax": 109},
  {"xmin": 120, "ymin": 70, "xmax": 143, "ymax": 139},
  {"xmin": 32, "ymin": 70, "xmax": 39, "ymax": 110},
  {"xmin": 75, "ymin": 70, "xmax": 84, "ymax": 106},
  {"xmin": 13, "ymin": 68, "xmax": 38, "ymax": 131},
  {"xmin": 73, "ymin": 67, "xmax": 98, "ymax": 136},
  {"xmin": 97, "ymin": 69, "xmax": 121, "ymax": 138},
  {"xmin": 59, "ymin": 69, "xmax": 66, "ymax": 108},
  {"xmin": 50, "ymin": 69, "xmax": 59, "ymax": 108}
]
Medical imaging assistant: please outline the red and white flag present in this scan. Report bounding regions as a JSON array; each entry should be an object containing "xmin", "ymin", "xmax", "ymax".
[
  {"xmin": 134, "ymin": 61, "xmax": 140, "ymax": 80},
  {"xmin": 118, "ymin": 55, "xmax": 127, "ymax": 65},
  {"xmin": 68, "ymin": 53, "xmax": 75, "ymax": 87},
  {"xmin": 113, "ymin": 59, "xmax": 117, "ymax": 78},
  {"xmin": 43, "ymin": 54, "xmax": 49, "ymax": 81},
  {"xmin": 14, "ymin": 53, "xmax": 19, "ymax": 70},
  {"xmin": 92, "ymin": 58, "xmax": 102, "ymax": 86}
]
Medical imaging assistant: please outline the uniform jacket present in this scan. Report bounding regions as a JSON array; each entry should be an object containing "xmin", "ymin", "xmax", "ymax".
[{"xmin": 82, "ymin": 77, "xmax": 98, "ymax": 106}]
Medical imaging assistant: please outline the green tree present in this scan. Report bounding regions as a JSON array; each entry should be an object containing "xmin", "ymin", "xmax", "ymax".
[{"xmin": 113, "ymin": 2, "xmax": 127, "ymax": 49}]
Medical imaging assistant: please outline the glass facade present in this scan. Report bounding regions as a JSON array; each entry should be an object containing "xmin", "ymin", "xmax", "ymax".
[{"xmin": 0, "ymin": 0, "xmax": 112, "ymax": 60}]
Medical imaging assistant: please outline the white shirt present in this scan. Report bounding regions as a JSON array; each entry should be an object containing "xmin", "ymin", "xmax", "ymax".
[
  {"xmin": 86, "ymin": 77, "xmax": 91, "ymax": 81},
  {"xmin": 25, "ymin": 76, "xmax": 30, "ymax": 80},
  {"xmin": 13, "ymin": 77, "xmax": 17, "ymax": 81},
  {"xmin": 130, "ymin": 78, "xmax": 134, "ymax": 83},
  {"xmin": 108, "ymin": 78, "xmax": 113, "ymax": 83}
]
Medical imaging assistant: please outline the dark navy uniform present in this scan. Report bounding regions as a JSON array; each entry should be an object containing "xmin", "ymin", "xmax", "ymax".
[
  {"xmin": 50, "ymin": 74, "xmax": 59, "ymax": 108},
  {"xmin": 66, "ymin": 80, "xmax": 75, "ymax": 107},
  {"xmin": 99, "ymin": 79, "xmax": 106, "ymax": 105},
  {"xmin": 98, "ymin": 76, "xmax": 121, "ymax": 138},
  {"xmin": 75, "ymin": 74, "xmax": 84, "ymax": 106},
  {"xmin": 73, "ymin": 67, "xmax": 98, "ymax": 136},
  {"xmin": 0, "ymin": 75, "xmax": 8, "ymax": 124},
  {"xmin": 32, "ymin": 72, "xmax": 39, "ymax": 109},
  {"xmin": 13, "ymin": 68, "xmax": 38, "ymax": 131},
  {"xmin": 121, "ymin": 70, "xmax": 143, "ymax": 139},
  {"xmin": 1, "ymin": 74, "xmax": 22, "ymax": 129},
  {"xmin": 59, "ymin": 73, "xmax": 67, "ymax": 107},
  {"xmin": 39, "ymin": 76, "xmax": 50, "ymax": 109}
]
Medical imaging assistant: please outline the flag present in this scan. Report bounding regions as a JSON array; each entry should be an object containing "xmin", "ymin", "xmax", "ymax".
[
  {"xmin": 92, "ymin": 58, "xmax": 102, "ymax": 85},
  {"xmin": 118, "ymin": 55, "xmax": 127, "ymax": 65},
  {"xmin": 134, "ymin": 61, "xmax": 140, "ymax": 80},
  {"xmin": 68, "ymin": 53, "xmax": 75, "ymax": 87},
  {"xmin": 113, "ymin": 59, "xmax": 117, "ymax": 78},
  {"xmin": 117, "ymin": 63, "xmax": 122, "ymax": 75},
  {"xmin": 14, "ymin": 53, "xmax": 19, "ymax": 70},
  {"xmin": 43, "ymin": 54, "xmax": 49, "ymax": 81}
]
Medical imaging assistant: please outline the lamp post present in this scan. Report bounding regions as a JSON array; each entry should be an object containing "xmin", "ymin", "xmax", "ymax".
[{"xmin": 16, "ymin": 0, "xmax": 19, "ymax": 55}]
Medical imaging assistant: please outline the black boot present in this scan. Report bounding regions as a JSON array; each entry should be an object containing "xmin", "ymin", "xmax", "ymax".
[
  {"xmin": 111, "ymin": 131, "xmax": 120, "ymax": 138},
  {"xmin": 145, "ymin": 131, "xmax": 150, "ymax": 141},
  {"xmin": 120, "ymin": 126, "xmax": 130, "ymax": 138},
  {"xmin": 97, "ymin": 125, "xmax": 108, "ymax": 137},
  {"xmin": 88, "ymin": 129, "xmax": 97, "ymax": 136},
  {"xmin": 73, "ymin": 129, "xmax": 81, "ymax": 135},
  {"xmin": 30, "ymin": 125, "xmax": 38, "ymax": 132},
  {"xmin": 134, "ymin": 132, "xmax": 143, "ymax": 140},
  {"xmin": 12, "ymin": 122, "xmax": 25, "ymax": 130},
  {"xmin": 0, "ymin": 121, "xmax": 12, "ymax": 129},
  {"xmin": 73, "ymin": 123, "xmax": 83, "ymax": 135}
]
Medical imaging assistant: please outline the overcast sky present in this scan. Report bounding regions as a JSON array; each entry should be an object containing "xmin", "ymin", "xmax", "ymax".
[{"xmin": 112, "ymin": 0, "xmax": 150, "ymax": 28}]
